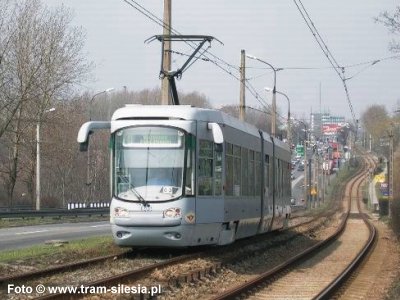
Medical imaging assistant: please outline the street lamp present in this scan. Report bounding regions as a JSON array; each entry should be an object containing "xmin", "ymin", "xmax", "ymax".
[
  {"xmin": 89, "ymin": 88, "xmax": 114, "ymax": 121},
  {"xmin": 36, "ymin": 107, "xmax": 56, "ymax": 211},
  {"xmin": 87, "ymin": 88, "xmax": 114, "ymax": 203},
  {"xmin": 265, "ymin": 87, "xmax": 291, "ymax": 147},
  {"xmin": 246, "ymin": 54, "xmax": 278, "ymax": 137},
  {"xmin": 296, "ymin": 120, "xmax": 310, "ymax": 208}
]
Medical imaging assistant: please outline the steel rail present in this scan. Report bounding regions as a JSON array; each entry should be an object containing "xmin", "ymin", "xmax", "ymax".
[
  {"xmin": 0, "ymin": 251, "xmax": 130, "ymax": 285},
  {"xmin": 314, "ymin": 154, "xmax": 377, "ymax": 299},
  {"xmin": 8, "ymin": 160, "xmax": 371, "ymax": 299},
  {"xmin": 212, "ymin": 154, "xmax": 371, "ymax": 300},
  {"xmin": 34, "ymin": 252, "xmax": 204, "ymax": 300},
  {"xmin": 23, "ymin": 203, "xmax": 337, "ymax": 299}
]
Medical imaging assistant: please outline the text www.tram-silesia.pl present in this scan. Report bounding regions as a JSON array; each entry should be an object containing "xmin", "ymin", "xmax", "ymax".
[{"xmin": 7, "ymin": 283, "xmax": 162, "ymax": 296}]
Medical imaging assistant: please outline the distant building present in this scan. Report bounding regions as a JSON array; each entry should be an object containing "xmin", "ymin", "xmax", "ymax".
[
  {"xmin": 310, "ymin": 113, "xmax": 323, "ymax": 140},
  {"xmin": 311, "ymin": 112, "xmax": 346, "ymax": 141}
]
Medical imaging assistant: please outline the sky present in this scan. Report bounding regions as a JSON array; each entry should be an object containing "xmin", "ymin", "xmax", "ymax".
[{"xmin": 43, "ymin": 0, "xmax": 400, "ymax": 122}]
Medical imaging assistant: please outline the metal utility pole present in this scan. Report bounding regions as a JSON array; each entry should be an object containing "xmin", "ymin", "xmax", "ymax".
[
  {"xmin": 274, "ymin": 90, "xmax": 291, "ymax": 147},
  {"xmin": 239, "ymin": 49, "xmax": 246, "ymax": 121},
  {"xmin": 161, "ymin": 0, "xmax": 172, "ymax": 105},
  {"xmin": 298, "ymin": 121, "xmax": 308, "ymax": 208},
  {"xmin": 369, "ymin": 134, "xmax": 372, "ymax": 152},
  {"xmin": 322, "ymin": 162, "xmax": 326, "ymax": 203},
  {"xmin": 271, "ymin": 86, "xmax": 277, "ymax": 137},
  {"xmin": 389, "ymin": 128, "xmax": 394, "ymax": 218},
  {"xmin": 148, "ymin": 35, "xmax": 219, "ymax": 106},
  {"xmin": 245, "ymin": 54, "xmax": 277, "ymax": 136},
  {"xmin": 36, "ymin": 108, "xmax": 55, "ymax": 211},
  {"xmin": 304, "ymin": 139, "xmax": 308, "ymax": 208},
  {"xmin": 36, "ymin": 122, "xmax": 41, "ymax": 211},
  {"xmin": 308, "ymin": 157, "xmax": 312, "ymax": 208}
]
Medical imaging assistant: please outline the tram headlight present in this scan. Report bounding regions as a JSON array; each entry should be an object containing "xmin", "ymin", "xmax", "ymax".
[
  {"xmin": 114, "ymin": 207, "xmax": 129, "ymax": 217},
  {"xmin": 163, "ymin": 207, "xmax": 181, "ymax": 218}
]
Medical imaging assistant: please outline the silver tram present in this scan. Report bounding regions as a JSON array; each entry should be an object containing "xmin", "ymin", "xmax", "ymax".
[{"xmin": 77, "ymin": 105, "xmax": 291, "ymax": 247}]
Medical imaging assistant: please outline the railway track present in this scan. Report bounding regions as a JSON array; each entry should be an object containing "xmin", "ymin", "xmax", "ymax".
[
  {"xmin": 0, "ymin": 251, "xmax": 131, "ymax": 285},
  {"xmin": 2, "ymin": 204, "xmax": 341, "ymax": 299},
  {"xmin": 2, "ymin": 158, "xmax": 367, "ymax": 300},
  {"xmin": 211, "ymin": 153, "xmax": 377, "ymax": 300}
]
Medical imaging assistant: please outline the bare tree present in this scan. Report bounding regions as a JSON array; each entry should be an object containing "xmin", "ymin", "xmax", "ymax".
[
  {"xmin": 376, "ymin": 6, "xmax": 400, "ymax": 53},
  {"xmin": 180, "ymin": 91, "xmax": 212, "ymax": 108},
  {"xmin": 0, "ymin": 0, "xmax": 91, "ymax": 207},
  {"xmin": 220, "ymin": 104, "xmax": 271, "ymax": 133},
  {"xmin": 361, "ymin": 104, "xmax": 390, "ymax": 153}
]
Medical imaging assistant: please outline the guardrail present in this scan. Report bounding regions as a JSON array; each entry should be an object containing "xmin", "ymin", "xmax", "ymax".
[{"xmin": 0, "ymin": 208, "xmax": 109, "ymax": 219}]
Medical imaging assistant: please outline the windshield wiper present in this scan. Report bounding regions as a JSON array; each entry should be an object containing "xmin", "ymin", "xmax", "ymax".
[
  {"xmin": 128, "ymin": 182, "xmax": 148, "ymax": 206},
  {"xmin": 119, "ymin": 176, "xmax": 148, "ymax": 206}
]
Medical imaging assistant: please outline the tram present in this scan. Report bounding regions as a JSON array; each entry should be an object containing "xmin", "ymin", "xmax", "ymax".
[{"xmin": 77, "ymin": 105, "xmax": 292, "ymax": 247}]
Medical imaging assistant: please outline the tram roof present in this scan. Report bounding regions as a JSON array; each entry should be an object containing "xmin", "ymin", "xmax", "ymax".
[
  {"xmin": 112, "ymin": 105, "xmax": 288, "ymax": 148},
  {"xmin": 112, "ymin": 105, "xmax": 228, "ymax": 122}
]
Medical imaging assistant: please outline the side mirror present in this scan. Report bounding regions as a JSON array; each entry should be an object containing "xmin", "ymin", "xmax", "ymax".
[
  {"xmin": 207, "ymin": 122, "xmax": 223, "ymax": 144},
  {"xmin": 77, "ymin": 121, "xmax": 111, "ymax": 152},
  {"xmin": 79, "ymin": 141, "xmax": 89, "ymax": 152}
]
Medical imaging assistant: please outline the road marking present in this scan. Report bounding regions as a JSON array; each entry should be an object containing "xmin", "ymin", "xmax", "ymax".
[
  {"xmin": 16, "ymin": 230, "xmax": 49, "ymax": 235},
  {"xmin": 90, "ymin": 224, "xmax": 110, "ymax": 228}
]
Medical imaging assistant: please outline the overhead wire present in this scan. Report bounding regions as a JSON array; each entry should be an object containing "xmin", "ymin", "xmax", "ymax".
[
  {"xmin": 124, "ymin": 0, "xmax": 239, "ymax": 73},
  {"xmin": 292, "ymin": 0, "xmax": 357, "ymax": 124},
  {"xmin": 297, "ymin": 0, "xmax": 342, "ymax": 70},
  {"xmin": 123, "ymin": 0, "xmax": 270, "ymax": 109},
  {"xmin": 292, "ymin": 0, "xmax": 342, "ymax": 78},
  {"xmin": 124, "ymin": 0, "xmax": 389, "ymax": 125}
]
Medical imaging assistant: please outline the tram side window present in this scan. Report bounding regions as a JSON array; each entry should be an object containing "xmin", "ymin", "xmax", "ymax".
[
  {"xmin": 233, "ymin": 145, "xmax": 241, "ymax": 196},
  {"xmin": 269, "ymin": 160, "xmax": 273, "ymax": 196},
  {"xmin": 198, "ymin": 139, "xmax": 213, "ymax": 195},
  {"xmin": 241, "ymin": 148, "xmax": 248, "ymax": 196},
  {"xmin": 225, "ymin": 142, "xmax": 233, "ymax": 196},
  {"xmin": 214, "ymin": 147, "xmax": 223, "ymax": 196},
  {"xmin": 226, "ymin": 143, "xmax": 242, "ymax": 196},
  {"xmin": 185, "ymin": 134, "xmax": 195, "ymax": 195},
  {"xmin": 265, "ymin": 154, "xmax": 270, "ymax": 190},
  {"xmin": 255, "ymin": 151, "xmax": 261, "ymax": 196},
  {"xmin": 284, "ymin": 162, "xmax": 290, "ymax": 196},
  {"xmin": 248, "ymin": 150, "xmax": 255, "ymax": 196},
  {"xmin": 276, "ymin": 159, "xmax": 282, "ymax": 197}
]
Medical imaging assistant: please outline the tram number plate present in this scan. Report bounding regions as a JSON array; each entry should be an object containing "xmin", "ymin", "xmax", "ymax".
[{"xmin": 162, "ymin": 186, "xmax": 173, "ymax": 194}]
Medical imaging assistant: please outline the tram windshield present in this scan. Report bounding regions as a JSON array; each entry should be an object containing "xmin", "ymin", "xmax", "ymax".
[{"xmin": 113, "ymin": 126, "xmax": 193, "ymax": 201}]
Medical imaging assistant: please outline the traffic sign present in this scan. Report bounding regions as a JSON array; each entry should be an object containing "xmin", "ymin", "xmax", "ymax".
[
  {"xmin": 374, "ymin": 173, "xmax": 386, "ymax": 183},
  {"xmin": 311, "ymin": 187, "xmax": 317, "ymax": 196}
]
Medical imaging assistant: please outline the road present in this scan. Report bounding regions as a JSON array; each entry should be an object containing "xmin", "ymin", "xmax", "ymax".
[{"xmin": 0, "ymin": 221, "xmax": 111, "ymax": 251}]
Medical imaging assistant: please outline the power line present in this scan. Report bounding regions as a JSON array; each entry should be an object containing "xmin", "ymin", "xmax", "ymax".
[
  {"xmin": 245, "ymin": 55, "xmax": 400, "ymax": 76},
  {"xmin": 123, "ymin": 0, "xmax": 271, "ymax": 110},
  {"xmin": 297, "ymin": 0, "xmax": 342, "ymax": 69},
  {"xmin": 124, "ymin": 0, "xmax": 239, "ymax": 73},
  {"xmin": 124, "ymin": 0, "xmax": 381, "ymax": 125},
  {"xmin": 292, "ymin": 0, "xmax": 357, "ymax": 124}
]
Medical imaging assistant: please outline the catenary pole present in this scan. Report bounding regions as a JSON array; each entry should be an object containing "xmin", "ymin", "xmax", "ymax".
[
  {"xmin": 239, "ymin": 50, "xmax": 246, "ymax": 121},
  {"xmin": 161, "ymin": 0, "xmax": 172, "ymax": 105}
]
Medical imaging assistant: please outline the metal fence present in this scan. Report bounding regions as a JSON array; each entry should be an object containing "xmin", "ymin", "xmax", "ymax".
[{"xmin": 0, "ymin": 207, "xmax": 109, "ymax": 219}]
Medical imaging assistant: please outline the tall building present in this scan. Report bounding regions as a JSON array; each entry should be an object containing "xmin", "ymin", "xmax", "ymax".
[{"xmin": 310, "ymin": 113, "xmax": 323, "ymax": 140}]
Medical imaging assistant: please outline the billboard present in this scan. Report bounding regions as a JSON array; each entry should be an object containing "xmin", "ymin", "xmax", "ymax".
[{"xmin": 322, "ymin": 124, "xmax": 340, "ymax": 135}]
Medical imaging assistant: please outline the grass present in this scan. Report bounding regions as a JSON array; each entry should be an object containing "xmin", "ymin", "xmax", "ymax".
[
  {"xmin": 386, "ymin": 272, "xmax": 400, "ymax": 299},
  {"xmin": 0, "ymin": 235, "xmax": 122, "ymax": 267}
]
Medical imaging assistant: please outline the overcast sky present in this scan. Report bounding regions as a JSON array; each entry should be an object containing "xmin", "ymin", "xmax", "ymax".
[{"xmin": 44, "ymin": 0, "xmax": 400, "ymax": 121}]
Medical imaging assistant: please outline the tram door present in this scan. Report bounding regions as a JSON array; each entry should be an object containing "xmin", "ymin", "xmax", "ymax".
[{"xmin": 195, "ymin": 122, "xmax": 224, "ymax": 224}]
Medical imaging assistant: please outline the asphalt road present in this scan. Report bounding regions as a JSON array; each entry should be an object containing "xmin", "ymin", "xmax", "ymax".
[{"xmin": 0, "ymin": 221, "xmax": 111, "ymax": 251}]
